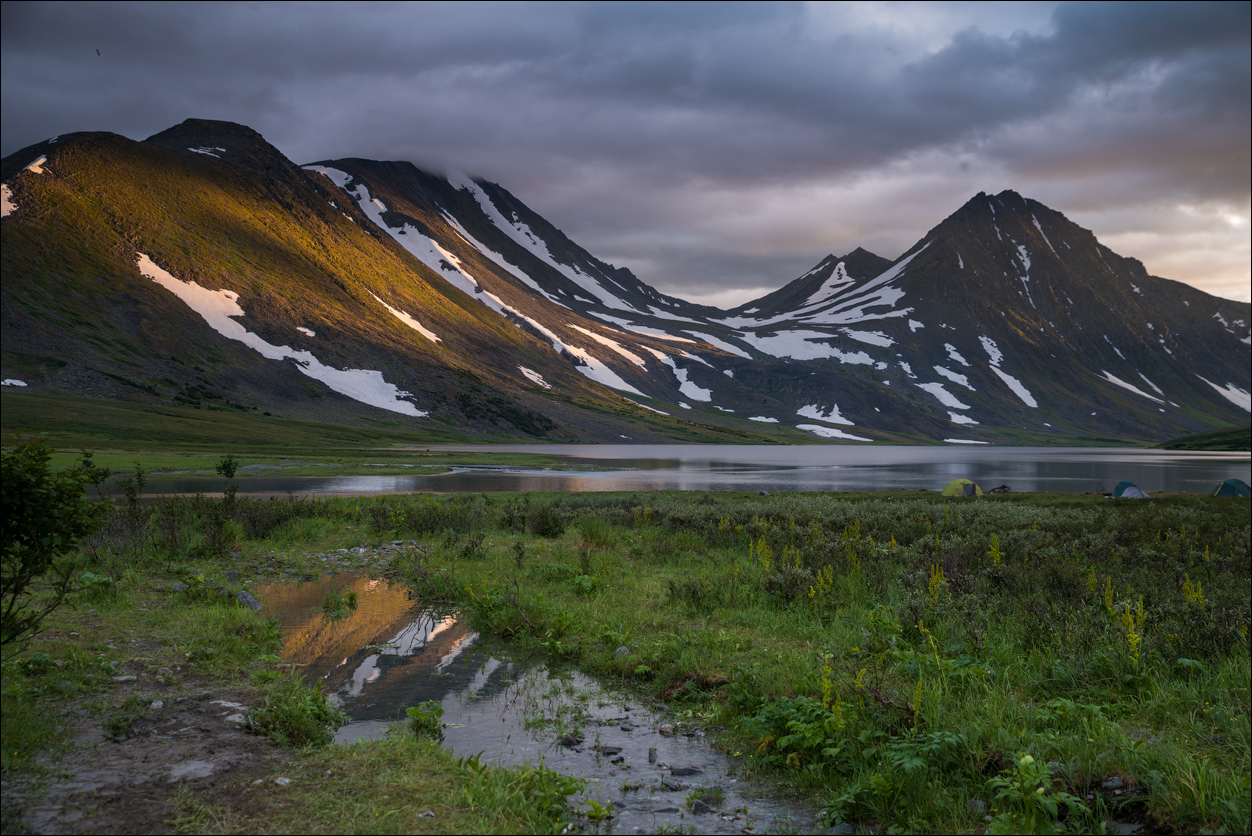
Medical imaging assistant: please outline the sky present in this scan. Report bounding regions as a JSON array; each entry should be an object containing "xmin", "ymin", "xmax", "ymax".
[{"xmin": 2, "ymin": 1, "xmax": 1249, "ymax": 306}]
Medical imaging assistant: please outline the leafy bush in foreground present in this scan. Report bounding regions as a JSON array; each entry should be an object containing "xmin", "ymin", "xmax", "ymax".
[{"xmin": 1, "ymin": 442, "xmax": 106, "ymax": 647}]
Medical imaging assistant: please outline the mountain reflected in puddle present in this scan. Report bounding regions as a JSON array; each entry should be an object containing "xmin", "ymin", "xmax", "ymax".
[{"xmin": 255, "ymin": 572, "xmax": 818, "ymax": 834}]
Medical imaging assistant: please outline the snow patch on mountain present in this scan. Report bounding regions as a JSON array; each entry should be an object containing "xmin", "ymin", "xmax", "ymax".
[
  {"xmin": 944, "ymin": 344, "xmax": 970, "ymax": 367},
  {"xmin": 308, "ymin": 167, "xmax": 506, "ymax": 314},
  {"xmin": 625, "ymin": 399, "xmax": 669, "ymax": 415},
  {"xmin": 2, "ymin": 379, "xmax": 28, "ymax": 387},
  {"xmin": 797, "ymin": 404, "xmax": 855, "ymax": 426},
  {"xmin": 916, "ymin": 382, "xmax": 971, "ymax": 410},
  {"xmin": 979, "ymin": 336, "xmax": 1004, "ymax": 366},
  {"xmin": 438, "ymin": 208, "xmax": 568, "ymax": 307},
  {"xmin": 138, "ymin": 253, "xmax": 426, "ymax": 416},
  {"xmin": 908, "ymin": 319, "xmax": 924, "ymax": 332},
  {"xmin": 1103, "ymin": 336, "xmax": 1126, "ymax": 360},
  {"xmin": 684, "ymin": 332, "xmax": 749, "ymax": 359},
  {"xmin": 447, "ymin": 172, "xmax": 645, "ymax": 313},
  {"xmin": 669, "ymin": 370, "xmax": 711, "ymax": 405},
  {"xmin": 841, "ymin": 328, "xmax": 894, "ymax": 347},
  {"xmin": 518, "ymin": 367, "xmax": 551, "ymax": 389},
  {"xmin": 590, "ymin": 314, "xmax": 696, "ymax": 342},
  {"xmin": 188, "ymin": 146, "xmax": 225, "ymax": 158},
  {"xmin": 741, "ymin": 330, "xmax": 875, "ymax": 364},
  {"xmin": 371, "ymin": 293, "xmax": 441, "ymax": 344},
  {"xmin": 748, "ymin": 416, "xmax": 779, "ymax": 423},
  {"xmin": 990, "ymin": 367, "xmax": 1038, "ymax": 407},
  {"xmin": 720, "ymin": 245, "xmax": 926, "ymax": 330},
  {"xmin": 944, "ymin": 438, "xmax": 988, "ymax": 444},
  {"xmin": 802, "ymin": 261, "xmax": 854, "ymax": 306},
  {"xmin": 502, "ymin": 311, "xmax": 645, "ymax": 396},
  {"xmin": 568, "ymin": 325, "xmax": 645, "ymax": 367},
  {"xmin": 24, "ymin": 156, "xmax": 47, "ymax": 174},
  {"xmin": 1013, "ymin": 242, "xmax": 1036, "ymax": 308},
  {"xmin": 644, "ymin": 347, "xmax": 712, "ymax": 401},
  {"xmin": 935, "ymin": 366, "xmax": 975, "ymax": 390},
  {"xmin": 1195, "ymin": 376, "xmax": 1252, "ymax": 412},
  {"xmin": 1099, "ymin": 371, "xmax": 1162, "ymax": 404},
  {"xmin": 1, "ymin": 185, "xmax": 15, "ymax": 218},
  {"xmin": 1136, "ymin": 373, "xmax": 1164, "ymax": 395},
  {"xmin": 296, "ymin": 327, "xmax": 315, "ymax": 337},
  {"xmin": 948, "ymin": 411, "xmax": 979, "ymax": 425},
  {"xmin": 796, "ymin": 424, "xmax": 870, "ymax": 441},
  {"xmin": 1031, "ymin": 214, "xmax": 1057, "ymax": 255}
]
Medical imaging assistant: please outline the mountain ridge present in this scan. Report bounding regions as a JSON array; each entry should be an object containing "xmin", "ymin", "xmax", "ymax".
[{"xmin": 3, "ymin": 118, "xmax": 1247, "ymax": 445}]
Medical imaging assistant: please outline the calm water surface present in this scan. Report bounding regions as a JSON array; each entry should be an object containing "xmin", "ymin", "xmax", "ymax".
[
  {"xmin": 255, "ymin": 572, "xmax": 816, "ymax": 833},
  {"xmin": 141, "ymin": 445, "xmax": 1249, "ymax": 496}
]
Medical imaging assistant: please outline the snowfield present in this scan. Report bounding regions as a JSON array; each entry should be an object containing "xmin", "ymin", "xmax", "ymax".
[{"xmin": 138, "ymin": 254, "xmax": 426, "ymax": 416}]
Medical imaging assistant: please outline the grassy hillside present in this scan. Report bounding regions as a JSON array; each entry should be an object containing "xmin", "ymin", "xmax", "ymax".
[{"xmin": 1158, "ymin": 425, "xmax": 1251, "ymax": 452}]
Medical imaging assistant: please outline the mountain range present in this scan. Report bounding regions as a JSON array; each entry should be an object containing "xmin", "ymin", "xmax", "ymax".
[{"xmin": 2, "ymin": 118, "xmax": 1248, "ymax": 445}]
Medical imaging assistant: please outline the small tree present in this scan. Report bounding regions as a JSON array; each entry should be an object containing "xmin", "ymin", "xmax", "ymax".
[
  {"xmin": 1, "ymin": 441, "xmax": 106, "ymax": 648},
  {"xmin": 215, "ymin": 453, "xmax": 240, "ymax": 505}
]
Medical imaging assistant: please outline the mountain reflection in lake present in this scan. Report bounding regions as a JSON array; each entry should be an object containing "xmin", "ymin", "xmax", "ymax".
[
  {"xmin": 255, "ymin": 572, "xmax": 818, "ymax": 834},
  {"xmin": 142, "ymin": 445, "xmax": 1249, "ymax": 496}
]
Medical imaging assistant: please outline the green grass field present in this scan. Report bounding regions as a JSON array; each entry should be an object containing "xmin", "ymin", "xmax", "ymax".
[{"xmin": 4, "ymin": 479, "xmax": 1248, "ymax": 834}]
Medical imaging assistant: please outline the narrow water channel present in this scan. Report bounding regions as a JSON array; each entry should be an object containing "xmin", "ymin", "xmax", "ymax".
[{"xmin": 253, "ymin": 572, "xmax": 819, "ymax": 834}]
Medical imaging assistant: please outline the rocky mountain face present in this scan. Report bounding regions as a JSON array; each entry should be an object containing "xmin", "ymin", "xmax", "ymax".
[{"xmin": 3, "ymin": 119, "xmax": 1248, "ymax": 444}]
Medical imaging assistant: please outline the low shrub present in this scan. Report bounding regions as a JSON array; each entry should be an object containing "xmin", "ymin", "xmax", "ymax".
[{"xmin": 247, "ymin": 669, "xmax": 348, "ymax": 747}]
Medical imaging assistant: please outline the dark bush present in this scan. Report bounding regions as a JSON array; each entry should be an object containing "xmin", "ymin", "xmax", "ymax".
[{"xmin": 528, "ymin": 504, "xmax": 567, "ymax": 538}]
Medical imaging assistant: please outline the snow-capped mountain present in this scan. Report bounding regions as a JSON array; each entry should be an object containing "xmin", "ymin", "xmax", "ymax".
[{"xmin": 2, "ymin": 119, "xmax": 1247, "ymax": 444}]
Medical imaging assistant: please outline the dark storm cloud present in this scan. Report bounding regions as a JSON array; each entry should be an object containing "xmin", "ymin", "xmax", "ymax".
[{"xmin": 2, "ymin": 1, "xmax": 1248, "ymax": 302}]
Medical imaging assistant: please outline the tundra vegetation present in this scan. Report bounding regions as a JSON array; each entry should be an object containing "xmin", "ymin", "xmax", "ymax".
[{"xmin": 1, "ymin": 450, "xmax": 1248, "ymax": 834}]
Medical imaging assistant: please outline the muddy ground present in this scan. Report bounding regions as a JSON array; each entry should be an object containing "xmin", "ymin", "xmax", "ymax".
[{"xmin": 2, "ymin": 687, "xmax": 290, "ymax": 835}]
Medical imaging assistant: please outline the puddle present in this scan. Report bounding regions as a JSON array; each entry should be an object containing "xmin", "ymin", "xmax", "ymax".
[{"xmin": 254, "ymin": 573, "xmax": 818, "ymax": 834}]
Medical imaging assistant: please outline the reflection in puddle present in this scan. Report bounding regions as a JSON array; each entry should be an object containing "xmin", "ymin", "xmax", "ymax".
[{"xmin": 256, "ymin": 572, "xmax": 817, "ymax": 834}]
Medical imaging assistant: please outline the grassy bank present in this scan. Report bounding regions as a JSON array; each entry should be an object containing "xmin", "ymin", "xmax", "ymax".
[
  {"xmin": 382, "ymin": 490, "xmax": 1250, "ymax": 833},
  {"xmin": 4, "ymin": 486, "xmax": 1250, "ymax": 833},
  {"xmin": 0, "ymin": 496, "xmax": 584, "ymax": 834},
  {"xmin": 1, "ymin": 391, "xmax": 605, "ymax": 477}
]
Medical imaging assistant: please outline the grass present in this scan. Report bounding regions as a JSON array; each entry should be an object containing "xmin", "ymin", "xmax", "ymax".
[
  {"xmin": 3, "ymin": 484, "xmax": 1249, "ymax": 834},
  {"xmin": 1158, "ymin": 425, "xmax": 1252, "ymax": 452},
  {"xmin": 383, "ymin": 489, "xmax": 1250, "ymax": 834},
  {"xmin": 173, "ymin": 736, "xmax": 583, "ymax": 835},
  {"xmin": 0, "ymin": 496, "xmax": 585, "ymax": 833},
  {"xmin": 1, "ymin": 391, "xmax": 624, "ymax": 478}
]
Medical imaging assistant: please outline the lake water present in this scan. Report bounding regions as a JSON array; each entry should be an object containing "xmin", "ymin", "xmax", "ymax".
[{"xmin": 138, "ymin": 445, "xmax": 1249, "ymax": 496}]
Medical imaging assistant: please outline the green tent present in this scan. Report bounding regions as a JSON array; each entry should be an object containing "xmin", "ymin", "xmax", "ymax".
[
  {"xmin": 1113, "ymin": 480, "xmax": 1150, "ymax": 498},
  {"xmin": 1211, "ymin": 478, "xmax": 1251, "ymax": 497},
  {"xmin": 940, "ymin": 478, "xmax": 983, "ymax": 497}
]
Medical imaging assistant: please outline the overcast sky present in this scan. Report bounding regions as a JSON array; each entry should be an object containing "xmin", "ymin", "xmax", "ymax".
[{"xmin": 3, "ymin": 1, "xmax": 1248, "ymax": 305}]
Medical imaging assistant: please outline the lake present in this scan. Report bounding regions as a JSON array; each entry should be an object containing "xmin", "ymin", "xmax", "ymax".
[{"xmin": 136, "ymin": 445, "xmax": 1250, "ymax": 496}]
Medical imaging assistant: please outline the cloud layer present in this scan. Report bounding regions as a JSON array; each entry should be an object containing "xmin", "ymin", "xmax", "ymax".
[{"xmin": 3, "ymin": 1, "xmax": 1248, "ymax": 303}]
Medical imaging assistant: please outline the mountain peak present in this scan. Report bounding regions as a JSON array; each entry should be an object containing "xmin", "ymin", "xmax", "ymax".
[{"xmin": 143, "ymin": 118, "xmax": 295, "ymax": 176}]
